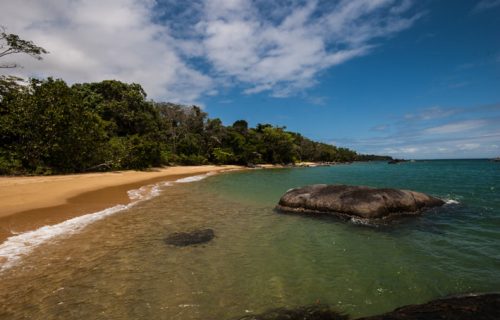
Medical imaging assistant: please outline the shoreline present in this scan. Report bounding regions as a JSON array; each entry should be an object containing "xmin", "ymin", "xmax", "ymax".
[{"xmin": 0, "ymin": 165, "xmax": 244, "ymax": 243}]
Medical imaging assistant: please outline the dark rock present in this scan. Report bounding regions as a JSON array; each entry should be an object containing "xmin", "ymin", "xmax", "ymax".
[
  {"xmin": 358, "ymin": 293, "xmax": 500, "ymax": 320},
  {"xmin": 235, "ymin": 304, "xmax": 348, "ymax": 320},
  {"xmin": 231, "ymin": 293, "xmax": 500, "ymax": 320},
  {"xmin": 276, "ymin": 184, "xmax": 445, "ymax": 220},
  {"xmin": 164, "ymin": 228, "xmax": 215, "ymax": 247}
]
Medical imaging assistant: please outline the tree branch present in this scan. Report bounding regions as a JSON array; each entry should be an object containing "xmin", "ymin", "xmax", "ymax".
[
  {"xmin": 0, "ymin": 63, "xmax": 19, "ymax": 68},
  {"xmin": 0, "ymin": 26, "xmax": 48, "ymax": 69},
  {"xmin": 0, "ymin": 48, "xmax": 16, "ymax": 58}
]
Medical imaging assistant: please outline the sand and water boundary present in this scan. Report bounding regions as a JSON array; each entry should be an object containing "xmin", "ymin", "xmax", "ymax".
[{"xmin": 0, "ymin": 165, "xmax": 244, "ymax": 243}]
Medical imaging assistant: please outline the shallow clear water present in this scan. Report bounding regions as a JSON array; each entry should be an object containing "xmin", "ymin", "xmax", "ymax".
[{"xmin": 0, "ymin": 160, "xmax": 499, "ymax": 319}]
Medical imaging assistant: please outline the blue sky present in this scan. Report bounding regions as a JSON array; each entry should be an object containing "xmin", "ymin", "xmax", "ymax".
[{"xmin": 1, "ymin": 0, "xmax": 499, "ymax": 159}]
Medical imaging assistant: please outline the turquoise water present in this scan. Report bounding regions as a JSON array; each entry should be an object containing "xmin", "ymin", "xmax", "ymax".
[
  {"xmin": 206, "ymin": 160, "xmax": 500, "ymax": 310},
  {"xmin": 0, "ymin": 160, "xmax": 499, "ymax": 319}
]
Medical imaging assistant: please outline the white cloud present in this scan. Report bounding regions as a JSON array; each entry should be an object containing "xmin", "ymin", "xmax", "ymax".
[
  {"xmin": 457, "ymin": 143, "xmax": 480, "ymax": 150},
  {"xmin": 365, "ymin": 133, "xmax": 500, "ymax": 159},
  {"xmin": 424, "ymin": 120, "xmax": 486, "ymax": 134},
  {"xmin": 333, "ymin": 104, "xmax": 500, "ymax": 159},
  {"xmin": 195, "ymin": 0, "xmax": 420, "ymax": 96},
  {"xmin": 0, "ymin": 0, "xmax": 212, "ymax": 103},
  {"xmin": 404, "ymin": 106, "xmax": 458, "ymax": 121},
  {"xmin": 0, "ymin": 0, "xmax": 421, "ymax": 101},
  {"xmin": 371, "ymin": 124, "xmax": 389, "ymax": 132},
  {"xmin": 383, "ymin": 146, "xmax": 419, "ymax": 154},
  {"xmin": 473, "ymin": 0, "xmax": 500, "ymax": 13}
]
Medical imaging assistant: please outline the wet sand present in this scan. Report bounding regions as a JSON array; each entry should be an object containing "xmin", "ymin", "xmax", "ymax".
[{"xmin": 0, "ymin": 165, "xmax": 243, "ymax": 242}]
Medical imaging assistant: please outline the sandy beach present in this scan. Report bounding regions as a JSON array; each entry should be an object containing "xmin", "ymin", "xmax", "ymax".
[{"xmin": 0, "ymin": 165, "xmax": 243, "ymax": 243}]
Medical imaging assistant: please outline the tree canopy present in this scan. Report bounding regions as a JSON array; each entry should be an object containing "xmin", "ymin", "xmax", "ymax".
[
  {"xmin": 0, "ymin": 77, "xmax": 390, "ymax": 175},
  {"xmin": 0, "ymin": 26, "xmax": 48, "ymax": 69}
]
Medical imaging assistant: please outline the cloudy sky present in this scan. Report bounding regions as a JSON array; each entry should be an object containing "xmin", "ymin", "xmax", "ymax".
[{"xmin": 1, "ymin": 0, "xmax": 499, "ymax": 159}]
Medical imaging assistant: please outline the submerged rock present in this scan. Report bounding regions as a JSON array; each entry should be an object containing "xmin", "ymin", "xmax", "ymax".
[
  {"xmin": 358, "ymin": 293, "xmax": 500, "ymax": 320},
  {"xmin": 235, "ymin": 304, "xmax": 348, "ymax": 320},
  {"xmin": 164, "ymin": 228, "xmax": 215, "ymax": 247},
  {"xmin": 232, "ymin": 293, "xmax": 500, "ymax": 320},
  {"xmin": 276, "ymin": 184, "xmax": 445, "ymax": 221}
]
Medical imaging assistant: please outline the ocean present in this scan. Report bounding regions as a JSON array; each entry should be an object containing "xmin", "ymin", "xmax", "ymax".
[{"xmin": 0, "ymin": 160, "xmax": 499, "ymax": 319}]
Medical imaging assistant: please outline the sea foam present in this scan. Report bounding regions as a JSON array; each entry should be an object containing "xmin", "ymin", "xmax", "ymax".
[
  {"xmin": 175, "ymin": 172, "xmax": 214, "ymax": 183},
  {"xmin": 127, "ymin": 182, "xmax": 172, "ymax": 201},
  {"xmin": 0, "ymin": 173, "xmax": 212, "ymax": 272},
  {"xmin": 0, "ymin": 204, "xmax": 129, "ymax": 271}
]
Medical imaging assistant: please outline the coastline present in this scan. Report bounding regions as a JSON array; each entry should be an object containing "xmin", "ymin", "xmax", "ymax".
[{"xmin": 0, "ymin": 165, "xmax": 244, "ymax": 243}]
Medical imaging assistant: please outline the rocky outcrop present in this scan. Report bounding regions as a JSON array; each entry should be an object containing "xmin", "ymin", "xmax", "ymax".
[
  {"xmin": 164, "ymin": 228, "xmax": 215, "ymax": 247},
  {"xmin": 358, "ymin": 293, "xmax": 500, "ymax": 320},
  {"xmin": 233, "ymin": 293, "xmax": 500, "ymax": 320},
  {"xmin": 276, "ymin": 184, "xmax": 445, "ymax": 221}
]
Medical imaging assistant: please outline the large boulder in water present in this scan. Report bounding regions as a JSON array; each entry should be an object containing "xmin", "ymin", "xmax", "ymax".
[
  {"xmin": 164, "ymin": 228, "xmax": 215, "ymax": 247},
  {"xmin": 276, "ymin": 184, "xmax": 445, "ymax": 221}
]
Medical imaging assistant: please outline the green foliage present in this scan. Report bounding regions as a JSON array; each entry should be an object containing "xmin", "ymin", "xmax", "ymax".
[
  {"xmin": 0, "ymin": 75, "xmax": 23, "ymax": 100},
  {"xmin": 117, "ymin": 135, "xmax": 162, "ymax": 169},
  {"xmin": 0, "ymin": 78, "xmax": 164, "ymax": 174},
  {"xmin": 232, "ymin": 120, "xmax": 248, "ymax": 134},
  {"xmin": 0, "ymin": 152, "xmax": 22, "ymax": 175},
  {"xmin": 356, "ymin": 154, "xmax": 393, "ymax": 161},
  {"xmin": 160, "ymin": 149, "xmax": 178, "ymax": 165},
  {"xmin": 105, "ymin": 135, "xmax": 162, "ymax": 170},
  {"xmin": 0, "ymin": 78, "xmax": 364, "ymax": 175},
  {"xmin": 259, "ymin": 126, "xmax": 297, "ymax": 164},
  {"xmin": 212, "ymin": 148, "xmax": 236, "ymax": 164},
  {"xmin": 178, "ymin": 154, "xmax": 208, "ymax": 165},
  {"xmin": 72, "ymin": 80, "xmax": 161, "ymax": 137},
  {"xmin": 1, "ymin": 78, "xmax": 110, "ymax": 173},
  {"xmin": 106, "ymin": 136, "xmax": 129, "ymax": 169}
]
